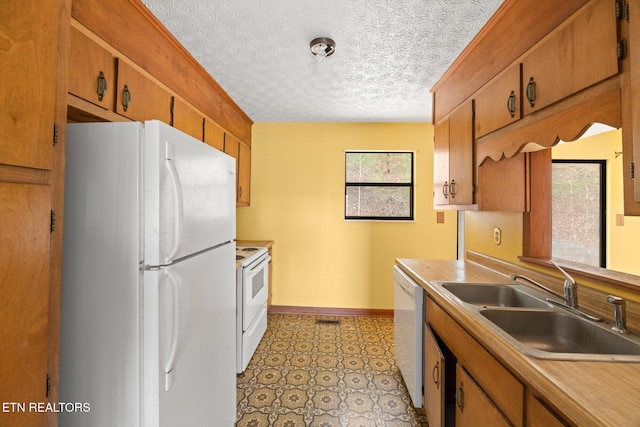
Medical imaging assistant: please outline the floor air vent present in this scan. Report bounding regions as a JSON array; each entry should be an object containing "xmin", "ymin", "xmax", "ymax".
[{"xmin": 316, "ymin": 319, "xmax": 340, "ymax": 325}]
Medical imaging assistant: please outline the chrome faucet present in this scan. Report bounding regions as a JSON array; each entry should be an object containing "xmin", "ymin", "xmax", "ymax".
[
  {"xmin": 606, "ymin": 295, "xmax": 629, "ymax": 334},
  {"xmin": 551, "ymin": 261, "xmax": 578, "ymax": 308},
  {"xmin": 509, "ymin": 262, "xmax": 601, "ymax": 322},
  {"xmin": 508, "ymin": 273, "xmax": 562, "ymax": 300}
]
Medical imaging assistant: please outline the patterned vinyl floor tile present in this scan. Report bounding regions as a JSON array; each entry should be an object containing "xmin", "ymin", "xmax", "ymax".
[{"xmin": 236, "ymin": 314, "xmax": 428, "ymax": 427}]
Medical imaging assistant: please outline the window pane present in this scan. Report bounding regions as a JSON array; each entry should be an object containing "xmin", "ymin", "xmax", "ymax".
[
  {"xmin": 345, "ymin": 152, "xmax": 412, "ymax": 183},
  {"xmin": 552, "ymin": 162, "xmax": 602, "ymax": 267},
  {"xmin": 345, "ymin": 186, "xmax": 411, "ymax": 218}
]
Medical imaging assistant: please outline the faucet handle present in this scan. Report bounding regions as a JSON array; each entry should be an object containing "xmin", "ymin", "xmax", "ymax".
[{"xmin": 550, "ymin": 260, "xmax": 576, "ymax": 286}]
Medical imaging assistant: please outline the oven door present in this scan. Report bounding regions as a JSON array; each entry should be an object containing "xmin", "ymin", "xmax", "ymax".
[{"xmin": 242, "ymin": 254, "xmax": 270, "ymax": 330}]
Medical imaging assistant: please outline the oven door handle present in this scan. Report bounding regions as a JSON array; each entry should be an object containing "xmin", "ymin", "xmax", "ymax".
[{"xmin": 247, "ymin": 255, "xmax": 271, "ymax": 274}]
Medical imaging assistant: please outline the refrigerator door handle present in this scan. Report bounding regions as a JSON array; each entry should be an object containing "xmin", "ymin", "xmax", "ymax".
[
  {"xmin": 165, "ymin": 142, "xmax": 184, "ymax": 263},
  {"xmin": 163, "ymin": 267, "xmax": 181, "ymax": 391}
]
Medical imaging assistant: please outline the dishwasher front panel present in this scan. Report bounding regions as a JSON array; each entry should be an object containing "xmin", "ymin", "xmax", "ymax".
[{"xmin": 393, "ymin": 265, "xmax": 424, "ymax": 408}]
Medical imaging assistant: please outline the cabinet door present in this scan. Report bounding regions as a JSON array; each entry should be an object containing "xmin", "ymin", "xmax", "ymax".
[
  {"xmin": 0, "ymin": 0, "xmax": 58, "ymax": 169},
  {"xmin": 204, "ymin": 118, "xmax": 225, "ymax": 151},
  {"xmin": 424, "ymin": 325, "xmax": 445, "ymax": 427},
  {"xmin": 477, "ymin": 154, "xmax": 529, "ymax": 212},
  {"xmin": 0, "ymin": 183, "xmax": 51, "ymax": 427},
  {"xmin": 238, "ymin": 141, "xmax": 251, "ymax": 206},
  {"xmin": 475, "ymin": 63, "xmax": 521, "ymax": 138},
  {"xmin": 455, "ymin": 365, "xmax": 510, "ymax": 427},
  {"xmin": 172, "ymin": 97, "xmax": 204, "ymax": 141},
  {"xmin": 433, "ymin": 118, "xmax": 451, "ymax": 206},
  {"xmin": 525, "ymin": 392, "xmax": 568, "ymax": 427},
  {"xmin": 448, "ymin": 102, "xmax": 474, "ymax": 205},
  {"xmin": 522, "ymin": 0, "xmax": 618, "ymax": 115},
  {"xmin": 115, "ymin": 58, "xmax": 172, "ymax": 124},
  {"xmin": 68, "ymin": 26, "xmax": 116, "ymax": 110}
]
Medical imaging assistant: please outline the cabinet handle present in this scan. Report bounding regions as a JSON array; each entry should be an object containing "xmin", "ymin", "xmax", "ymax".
[
  {"xmin": 455, "ymin": 381, "xmax": 465, "ymax": 413},
  {"xmin": 122, "ymin": 84, "xmax": 131, "ymax": 112},
  {"xmin": 432, "ymin": 361, "xmax": 440, "ymax": 389},
  {"xmin": 97, "ymin": 71, "xmax": 107, "ymax": 102},
  {"xmin": 526, "ymin": 77, "xmax": 536, "ymax": 107},
  {"xmin": 450, "ymin": 179, "xmax": 456, "ymax": 198},
  {"xmin": 442, "ymin": 181, "xmax": 449, "ymax": 199},
  {"xmin": 238, "ymin": 186, "xmax": 243, "ymax": 198},
  {"xmin": 507, "ymin": 90, "xmax": 516, "ymax": 118}
]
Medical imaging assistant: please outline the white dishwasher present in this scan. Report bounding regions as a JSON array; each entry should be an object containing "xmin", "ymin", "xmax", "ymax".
[{"xmin": 393, "ymin": 265, "xmax": 424, "ymax": 408}]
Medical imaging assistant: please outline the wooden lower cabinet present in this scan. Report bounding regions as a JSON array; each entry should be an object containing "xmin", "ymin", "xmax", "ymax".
[
  {"xmin": 0, "ymin": 183, "xmax": 52, "ymax": 427},
  {"xmin": 424, "ymin": 295, "xmax": 575, "ymax": 426},
  {"xmin": 525, "ymin": 391, "xmax": 569, "ymax": 427},
  {"xmin": 455, "ymin": 365, "xmax": 510, "ymax": 427},
  {"xmin": 426, "ymin": 296, "xmax": 523, "ymax": 426},
  {"xmin": 424, "ymin": 324, "xmax": 446, "ymax": 426}
]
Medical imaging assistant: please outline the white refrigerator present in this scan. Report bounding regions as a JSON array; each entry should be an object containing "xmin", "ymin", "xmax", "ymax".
[{"xmin": 60, "ymin": 120, "xmax": 236, "ymax": 426}]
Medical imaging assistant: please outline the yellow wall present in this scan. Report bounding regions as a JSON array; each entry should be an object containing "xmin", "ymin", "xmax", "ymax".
[
  {"xmin": 465, "ymin": 129, "xmax": 640, "ymax": 299},
  {"xmin": 237, "ymin": 122, "xmax": 457, "ymax": 310}
]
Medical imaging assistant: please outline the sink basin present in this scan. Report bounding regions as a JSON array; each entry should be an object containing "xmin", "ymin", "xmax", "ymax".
[
  {"xmin": 481, "ymin": 309, "xmax": 640, "ymax": 359},
  {"xmin": 441, "ymin": 283, "xmax": 552, "ymax": 309}
]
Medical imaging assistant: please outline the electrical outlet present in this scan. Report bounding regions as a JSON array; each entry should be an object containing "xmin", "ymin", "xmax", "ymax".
[{"xmin": 493, "ymin": 227, "xmax": 501, "ymax": 245}]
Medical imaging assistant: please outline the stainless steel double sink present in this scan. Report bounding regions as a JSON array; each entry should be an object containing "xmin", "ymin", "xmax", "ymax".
[{"xmin": 436, "ymin": 282, "xmax": 640, "ymax": 361}]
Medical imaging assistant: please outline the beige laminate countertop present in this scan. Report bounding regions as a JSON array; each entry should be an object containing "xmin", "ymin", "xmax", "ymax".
[{"xmin": 396, "ymin": 258, "xmax": 640, "ymax": 427}]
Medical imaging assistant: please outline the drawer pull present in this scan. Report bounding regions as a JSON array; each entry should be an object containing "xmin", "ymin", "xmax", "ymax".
[
  {"xmin": 432, "ymin": 361, "xmax": 440, "ymax": 389},
  {"xmin": 526, "ymin": 77, "xmax": 536, "ymax": 107},
  {"xmin": 507, "ymin": 90, "xmax": 516, "ymax": 117},
  {"xmin": 455, "ymin": 381, "xmax": 465, "ymax": 412},
  {"xmin": 97, "ymin": 71, "xmax": 107, "ymax": 102},
  {"xmin": 122, "ymin": 84, "xmax": 131, "ymax": 112}
]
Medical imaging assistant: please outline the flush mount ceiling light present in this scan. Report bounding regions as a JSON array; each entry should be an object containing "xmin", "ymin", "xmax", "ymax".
[{"xmin": 310, "ymin": 37, "xmax": 336, "ymax": 62}]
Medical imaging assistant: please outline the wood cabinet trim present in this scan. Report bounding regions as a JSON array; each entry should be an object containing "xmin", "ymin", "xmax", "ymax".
[
  {"xmin": 476, "ymin": 78, "xmax": 622, "ymax": 165},
  {"xmin": 71, "ymin": 0, "xmax": 252, "ymax": 143},
  {"xmin": 432, "ymin": 0, "xmax": 589, "ymax": 122}
]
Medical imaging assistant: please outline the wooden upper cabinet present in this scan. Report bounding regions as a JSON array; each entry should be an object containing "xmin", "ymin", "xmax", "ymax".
[
  {"xmin": 0, "ymin": 0, "xmax": 58, "ymax": 170},
  {"xmin": 204, "ymin": 118, "xmax": 225, "ymax": 151},
  {"xmin": 115, "ymin": 58, "xmax": 172, "ymax": 124},
  {"xmin": 521, "ymin": 0, "xmax": 618, "ymax": 116},
  {"xmin": 475, "ymin": 63, "xmax": 521, "ymax": 138},
  {"xmin": 433, "ymin": 101, "xmax": 474, "ymax": 207},
  {"xmin": 172, "ymin": 97, "xmax": 204, "ymax": 141},
  {"xmin": 224, "ymin": 133, "xmax": 251, "ymax": 206},
  {"xmin": 0, "ymin": 183, "xmax": 51, "ymax": 427},
  {"xmin": 477, "ymin": 154, "xmax": 529, "ymax": 212},
  {"xmin": 448, "ymin": 101, "xmax": 474, "ymax": 205},
  {"xmin": 238, "ymin": 141, "xmax": 251, "ymax": 206},
  {"xmin": 433, "ymin": 118, "xmax": 451, "ymax": 206},
  {"xmin": 68, "ymin": 25, "xmax": 116, "ymax": 110}
]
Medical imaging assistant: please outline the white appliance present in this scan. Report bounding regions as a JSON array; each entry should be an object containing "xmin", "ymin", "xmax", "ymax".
[
  {"xmin": 60, "ymin": 121, "xmax": 236, "ymax": 426},
  {"xmin": 235, "ymin": 246, "xmax": 270, "ymax": 373},
  {"xmin": 393, "ymin": 265, "xmax": 424, "ymax": 408}
]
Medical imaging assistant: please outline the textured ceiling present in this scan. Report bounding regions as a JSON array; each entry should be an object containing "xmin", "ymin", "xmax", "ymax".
[{"xmin": 141, "ymin": 0, "xmax": 503, "ymax": 123}]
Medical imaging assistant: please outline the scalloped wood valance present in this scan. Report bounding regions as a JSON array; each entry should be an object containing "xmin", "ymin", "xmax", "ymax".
[{"xmin": 476, "ymin": 77, "xmax": 622, "ymax": 166}]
